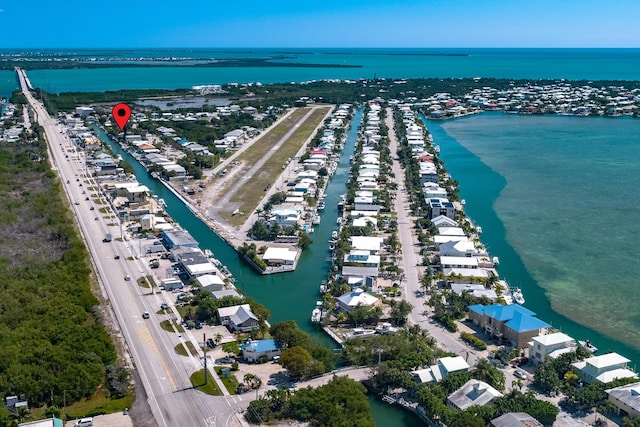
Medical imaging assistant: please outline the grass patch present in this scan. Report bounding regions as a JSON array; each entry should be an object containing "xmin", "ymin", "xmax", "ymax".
[
  {"xmin": 190, "ymin": 369, "xmax": 223, "ymax": 396},
  {"xmin": 219, "ymin": 107, "xmax": 330, "ymax": 227},
  {"xmin": 160, "ymin": 319, "xmax": 185, "ymax": 333},
  {"xmin": 221, "ymin": 341, "xmax": 241, "ymax": 356},
  {"xmin": 174, "ymin": 341, "xmax": 198, "ymax": 357},
  {"xmin": 215, "ymin": 367, "xmax": 239, "ymax": 394},
  {"xmin": 99, "ymin": 207, "xmax": 109, "ymax": 213},
  {"xmin": 136, "ymin": 277, "xmax": 149, "ymax": 288},
  {"xmin": 63, "ymin": 389, "xmax": 134, "ymax": 420}
]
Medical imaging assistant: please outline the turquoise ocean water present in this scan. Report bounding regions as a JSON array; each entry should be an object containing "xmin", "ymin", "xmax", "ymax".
[
  {"xmin": 12, "ymin": 48, "xmax": 640, "ymax": 93},
  {"xmin": 427, "ymin": 113, "xmax": 640, "ymax": 363}
]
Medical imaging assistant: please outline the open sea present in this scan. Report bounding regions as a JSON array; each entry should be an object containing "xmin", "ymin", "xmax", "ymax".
[{"xmin": 3, "ymin": 49, "xmax": 640, "ymax": 422}]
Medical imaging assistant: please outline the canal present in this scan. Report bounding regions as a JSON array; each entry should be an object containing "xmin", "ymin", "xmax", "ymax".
[{"xmin": 95, "ymin": 108, "xmax": 419, "ymax": 426}]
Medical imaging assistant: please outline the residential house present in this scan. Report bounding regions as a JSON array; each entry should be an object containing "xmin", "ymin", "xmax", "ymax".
[
  {"xmin": 349, "ymin": 236, "xmax": 384, "ymax": 255},
  {"xmin": 606, "ymin": 382, "xmax": 640, "ymax": 419},
  {"xmin": 428, "ymin": 198, "xmax": 455, "ymax": 220},
  {"xmin": 447, "ymin": 379, "xmax": 503, "ymax": 410},
  {"xmin": 411, "ymin": 356, "xmax": 470, "ymax": 384},
  {"xmin": 528, "ymin": 332, "xmax": 576, "ymax": 365},
  {"xmin": 262, "ymin": 247, "xmax": 297, "ymax": 266},
  {"xmin": 450, "ymin": 283, "xmax": 498, "ymax": 301},
  {"xmin": 197, "ymin": 274, "xmax": 226, "ymax": 292},
  {"xmin": 218, "ymin": 304, "xmax": 259, "ymax": 332},
  {"xmin": 336, "ymin": 288, "xmax": 381, "ymax": 313},
  {"xmin": 491, "ymin": 412, "xmax": 543, "ymax": 427},
  {"xmin": 572, "ymin": 353, "xmax": 638, "ymax": 384},
  {"xmin": 240, "ymin": 339, "xmax": 282, "ymax": 363}
]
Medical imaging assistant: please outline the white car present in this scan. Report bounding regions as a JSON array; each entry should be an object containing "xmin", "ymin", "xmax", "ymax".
[
  {"xmin": 142, "ymin": 312, "xmax": 150, "ymax": 319},
  {"xmin": 514, "ymin": 369, "xmax": 527, "ymax": 379}
]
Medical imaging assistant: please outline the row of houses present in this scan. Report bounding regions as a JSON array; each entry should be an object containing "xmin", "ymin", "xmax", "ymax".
[
  {"xmin": 417, "ymin": 82, "xmax": 640, "ymax": 119},
  {"xmin": 0, "ymin": 102, "xmax": 23, "ymax": 143},
  {"xmin": 331, "ymin": 101, "xmax": 391, "ymax": 313}
]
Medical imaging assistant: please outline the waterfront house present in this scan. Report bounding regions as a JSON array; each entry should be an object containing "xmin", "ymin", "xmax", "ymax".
[
  {"xmin": 528, "ymin": 332, "xmax": 576, "ymax": 365},
  {"xmin": 349, "ymin": 236, "xmax": 384, "ymax": 255},
  {"xmin": 410, "ymin": 356, "xmax": 470, "ymax": 384},
  {"xmin": 344, "ymin": 250, "xmax": 380, "ymax": 268},
  {"xmin": 450, "ymin": 283, "xmax": 498, "ymax": 301},
  {"xmin": 211, "ymin": 289, "xmax": 241, "ymax": 300},
  {"xmin": 262, "ymin": 247, "xmax": 297, "ymax": 266},
  {"xmin": 491, "ymin": 412, "xmax": 543, "ymax": 427},
  {"xmin": 572, "ymin": 353, "xmax": 638, "ymax": 385},
  {"xmin": 268, "ymin": 208, "xmax": 301, "ymax": 228},
  {"xmin": 447, "ymin": 379, "xmax": 503, "ymax": 411},
  {"xmin": 428, "ymin": 198, "xmax": 456, "ymax": 220},
  {"xmin": 240, "ymin": 339, "xmax": 282, "ymax": 363},
  {"xmin": 163, "ymin": 230, "xmax": 200, "ymax": 249},
  {"xmin": 606, "ymin": 382, "xmax": 640, "ymax": 419},
  {"xmin": 218, "ymin": 304, "xmax": 259, "ymax": 332},
  {"xmin": 336, "ymin": 288, "xmax": 381, "ymax": 313},
  {"xmin": 439, "ymin": 240, "xmax": 479, "ymax": 257},
  {"xmin": 467, "ymin": 304, "xmax": 550, "ymax": 348},
  {"xmin": 440, "ymin": 256, "xmax": 479, "ymax": 269}
]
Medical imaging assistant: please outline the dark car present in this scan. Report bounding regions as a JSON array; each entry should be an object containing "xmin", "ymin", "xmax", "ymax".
[
  {"xmin": 114, "ymin": 255, "xmax": 120, "ymax": 260},
  {"xmin": 206, "ymin": 338, "xmax": 216, "ymax": 349},
  {"xmin": 160, "ymin": 303, "xmax": 169, "ymax": 311}
]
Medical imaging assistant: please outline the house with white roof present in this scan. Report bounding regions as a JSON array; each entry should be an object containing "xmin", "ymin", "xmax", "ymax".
[
  {"xmin": 606, "ymin": 382, "xmax": 640, "ymax": 419},
  {"xmin": 344, "ymin": 250, "xmax": 380, "ymax": 268},
  {"xmin": 528, "ymin": 332, "xmax": 576, "ymax": 365},
  {"xmin": 262, "ymin": 247, "xmax": 297, "ymax": 266},
  {"xmin": 447, "ymin": 379, "xmax": 503, "ymax": 411},
  {"xmin": 336, "ymin": 288, "xmax": 381, "ymax": 313},
  {"xmin": 439, "ymin": 240, "xmax": 479, "ymax": 257},
  {"xmin": 197, "ymin": 274, "xmax": 226, "ymax": 292},
  {"xmin": 349, "ymin": 236, "xmax": 384, "ymax": 255},
  {"xmin": 268, "ymin": 208, "xmax": 300, "ymax": 228},
  {"xmin": 450, "ymin": 283, "xmax": 498, "ymax": 301},
  {"xmin": 572, "ymin": 353, "xmax": 638, "ymax": 384},
  {"xmin": 411, "ymin": 356, "xmax": 470, "ymax": 384}
]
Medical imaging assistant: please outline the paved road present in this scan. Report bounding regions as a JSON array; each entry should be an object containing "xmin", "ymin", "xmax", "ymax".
[
  {"xmin": 17, "ymin": 68, "xmax": 251, "ymax": 427},
  {"xmin": 385, "ymin": 108, "xmax": 482, "ymax": 367}
]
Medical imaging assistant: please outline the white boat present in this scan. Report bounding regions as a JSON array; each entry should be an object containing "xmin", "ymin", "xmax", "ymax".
[
  {"xmin": 512, "ymin": 288, "xmax": 525, "ymax": 305},
  {"xmin": 312, "ymin": 215, "xmax": 321, "ymax": 225},
  {"xmin": 492, "ymin": 256, "xmax": 500, "ymax": 265},
  {"xmin": 204, "ymin": 249, "xmax": 214, "ymax": 258},
  {"xmin": 331, "ymin": 230, "xmax": 338, "ymax": 240},
  {"xmin": 311, "ymin": 308, "xmax": 321, "ymax": 323},
  {"xmin": 317, "ymin": 201, "xmax": 325, "ymax": 210}
]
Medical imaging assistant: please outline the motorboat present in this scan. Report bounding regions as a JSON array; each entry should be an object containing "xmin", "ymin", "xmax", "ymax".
[{"xmin": 512, "ymin": 288, "xmax": 525, "ymax": 305}]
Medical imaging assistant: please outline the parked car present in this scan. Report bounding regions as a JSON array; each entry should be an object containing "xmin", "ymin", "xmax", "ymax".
[
  {"xmin": 160, "ymin": 303, "xmax": 169, "ymax": 310},
  {"xmin": 217, "ymin": 357, "xmax": 234, "ymax": 364},
  {"xmin": 514, "ymin": 369, "xmax": 527, "ymax": 379},
  {"xmin": 206, "ymin": 338, "xmax": 216, "ymax": 349},
  {"xmin": 142, "ymin": 311, "xmax": 150, "ymax": 319}
]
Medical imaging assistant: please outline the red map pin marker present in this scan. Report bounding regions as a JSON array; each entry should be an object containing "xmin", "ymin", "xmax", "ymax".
[{"xmin": 112, "ymin": 103, "xmax": 131, "ymax": 131}]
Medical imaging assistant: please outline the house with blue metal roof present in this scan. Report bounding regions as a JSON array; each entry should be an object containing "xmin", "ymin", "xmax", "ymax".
[
  {"xmin": 467, "ymin": 304, "xmax": 550, "ymax": 348},
  {"xmin": 240, "ymin": 339, "xmax": 282, "ymax": 363}
]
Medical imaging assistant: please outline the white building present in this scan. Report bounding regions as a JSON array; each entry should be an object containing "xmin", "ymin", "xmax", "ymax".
[{"xmin": 528, "ymin": 332, "xmax": 576, "ymax": 365}]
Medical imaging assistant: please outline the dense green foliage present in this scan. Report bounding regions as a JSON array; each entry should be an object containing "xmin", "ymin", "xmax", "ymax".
[
  {"xmin": 269, "ymin": 321, "xmax": 334, "ymax": 377},
  {"xmin": 0, "ymin": 137, "xmax": 117, "ymax": 409},
  {"xmin": 246, "ymin": 376, "xmax": 375, "ymax": 426}
]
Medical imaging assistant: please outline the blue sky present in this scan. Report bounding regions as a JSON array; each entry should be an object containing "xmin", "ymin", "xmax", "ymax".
[{"xmin": 2, "ymin": 0, "xmax": 639, "ymax": 48}]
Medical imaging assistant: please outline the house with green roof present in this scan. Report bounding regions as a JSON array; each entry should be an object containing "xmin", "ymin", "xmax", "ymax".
[{"xmin": 467, "ymin": 303, "xmax": 550, "ymax": 348}]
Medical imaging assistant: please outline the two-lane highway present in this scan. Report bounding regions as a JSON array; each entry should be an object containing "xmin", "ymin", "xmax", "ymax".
[{"xmin": 16, "ymin": 68, "xmax": 250, "ymax": 426}]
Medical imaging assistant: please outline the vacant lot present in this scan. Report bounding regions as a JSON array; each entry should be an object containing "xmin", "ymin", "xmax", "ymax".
[{"xmin": 211, "ymin": 106, "xmax": 330, "ymax": 228}]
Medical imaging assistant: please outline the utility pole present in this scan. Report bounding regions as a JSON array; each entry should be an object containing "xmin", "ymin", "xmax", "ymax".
[{"xmin": 203, "ymin": 333, "xmax": 207, "ymax": 386}]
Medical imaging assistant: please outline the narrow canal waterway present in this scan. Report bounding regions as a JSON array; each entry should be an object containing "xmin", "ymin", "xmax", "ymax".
[{"xmin": 95, "ymin": 109, "xmax": 418, "ymax": 426}]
